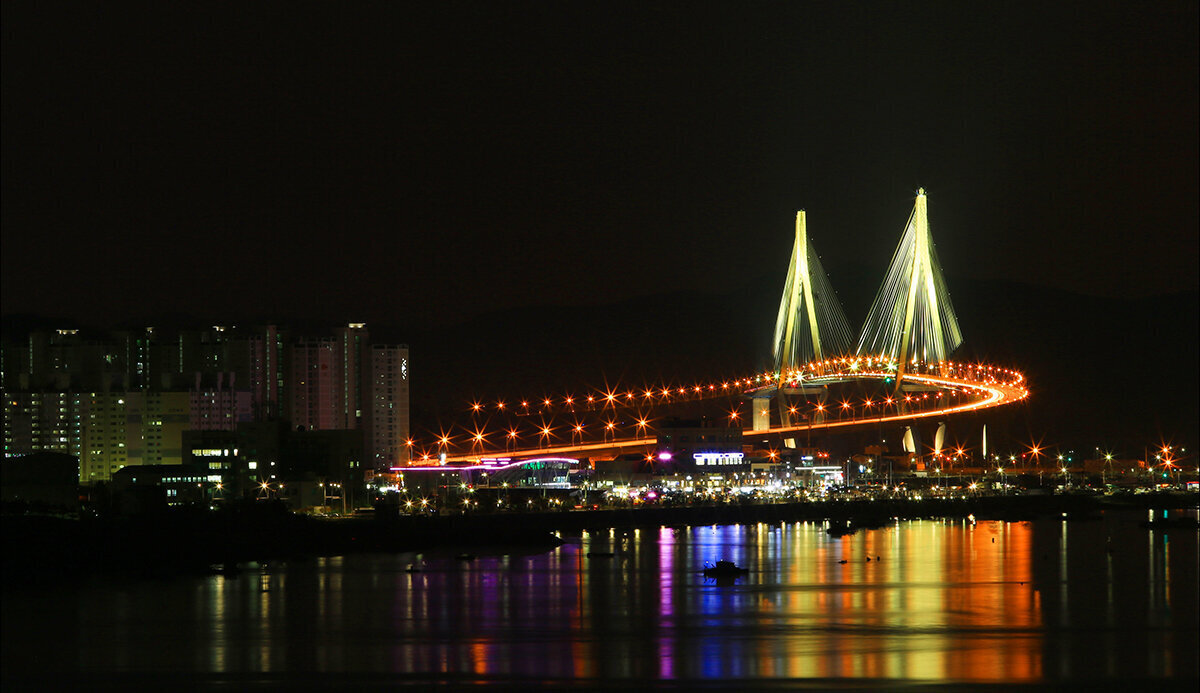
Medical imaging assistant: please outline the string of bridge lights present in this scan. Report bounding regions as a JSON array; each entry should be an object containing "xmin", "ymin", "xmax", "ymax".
[{"xmin": 406, "ymin": 354, "xmax": 1028, "ymax": 461}]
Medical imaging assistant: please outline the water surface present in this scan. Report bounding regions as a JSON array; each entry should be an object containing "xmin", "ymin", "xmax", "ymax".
[{"xmin": 4, "ymin": 509, "xmax": 1196, "ymax": 689}]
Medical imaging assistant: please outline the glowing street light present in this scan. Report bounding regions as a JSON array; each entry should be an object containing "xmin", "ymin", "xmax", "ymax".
[{"xmin": 470, "ymin": 427, "xmax": 487, "ymax": 451}]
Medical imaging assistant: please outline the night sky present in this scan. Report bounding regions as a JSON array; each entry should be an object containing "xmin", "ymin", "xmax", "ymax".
[
  {"xmin": 2, "ymin": 3, "xmax": 1197, "ymax": 445},
  {"xmin": 4, "ymin": 2, "xmax": 1195, "ymax": 326}
]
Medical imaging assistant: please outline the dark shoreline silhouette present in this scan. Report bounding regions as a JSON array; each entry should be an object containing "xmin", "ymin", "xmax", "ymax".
[{"xmin": 3, "ymin": 492, "xmax": 1195, "ymax": 584}]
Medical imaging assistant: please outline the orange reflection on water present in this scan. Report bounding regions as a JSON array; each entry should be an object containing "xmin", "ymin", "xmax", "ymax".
[{"xmin": 665, "ymin": 519, "xmax": 1043, "ymax": 682}]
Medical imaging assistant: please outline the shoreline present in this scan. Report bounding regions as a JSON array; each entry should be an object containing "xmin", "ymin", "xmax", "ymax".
[{"xmin": 3, "ymin": 491, "xmax": 1196, "ymax": 585}]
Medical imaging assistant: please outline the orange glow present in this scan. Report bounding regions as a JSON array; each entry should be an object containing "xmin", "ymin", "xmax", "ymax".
[{"xmin": 438, "ymin": 354, "xmax": 1028, "ymax": 464}]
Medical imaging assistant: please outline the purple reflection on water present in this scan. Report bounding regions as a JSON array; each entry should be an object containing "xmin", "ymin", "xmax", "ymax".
[
  {"xmin": 657, "ymin": 526, "xmax": 674, "ymax": 680},
  {"xmin": 2, "ymin": 509, "xmax": 1196, "ymax": 686}
]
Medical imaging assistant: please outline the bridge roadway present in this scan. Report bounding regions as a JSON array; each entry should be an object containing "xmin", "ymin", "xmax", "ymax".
[{"xmin": 441, "ymin": 369, "xmax": 1027, "ymax": 464}]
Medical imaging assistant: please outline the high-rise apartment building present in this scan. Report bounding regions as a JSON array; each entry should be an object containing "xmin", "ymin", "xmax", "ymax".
[
  {"xmin": 2, "ymin": 391, "xmax": 84, "ymax": 461},
  {"xmin": 3, "ymin": 323, "xmax": 410, "ymax": 483},
  {"xmin": 128, "ymin": 391, "xmax": 190, "ymax": 466},
  {"xmin": 80, "ymin": 392, "xmax": 132, "ymax": 483},
  {"xmin": 189, "ymin": 372, "xmax": 252, "ymax": 431},
  {"xmin": 337, "ymin": 323, "xmax": 369, "ymax": 430},
  {"xmin": 289, "ymin": 337, "xmax": 343, "ymax": 431},
  {"xmin": 366, "ymin": 344, "xmax": 410, "ymax": 468}
]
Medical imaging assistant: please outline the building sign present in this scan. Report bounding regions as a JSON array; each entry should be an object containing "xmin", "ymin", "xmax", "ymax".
[{"xmin": 694, "ymin": 452, "xmax": 745, "ymax": 466}]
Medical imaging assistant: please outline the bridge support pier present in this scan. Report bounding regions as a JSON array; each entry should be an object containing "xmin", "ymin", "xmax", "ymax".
[{"xmin": 752, "ymin": 394, "xmax": 772, "ymax": 431}]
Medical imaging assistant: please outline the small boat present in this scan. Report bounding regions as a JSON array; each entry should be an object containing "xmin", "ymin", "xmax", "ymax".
[
  {"xmin": 703, "ymin": 560, "xmax": 749, "ymax": 577},
  {"xmin": 826, "ymin": 523, "xmax": 857, "ymax": 537}
]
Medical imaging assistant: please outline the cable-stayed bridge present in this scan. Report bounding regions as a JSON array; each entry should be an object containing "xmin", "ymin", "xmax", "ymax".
[
  {"xmin": 409, "ymin": 190, "xmax": 1026, "ymax": 466},
  {"xmin": 859, "ymin": 188, "xmax": 962, "ymax": 369}
]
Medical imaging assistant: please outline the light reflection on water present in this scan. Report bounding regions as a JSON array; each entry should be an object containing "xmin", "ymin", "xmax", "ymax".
[{"xmin": 2, "ymin": 509, "xmax": 1196, "ymax": 686}]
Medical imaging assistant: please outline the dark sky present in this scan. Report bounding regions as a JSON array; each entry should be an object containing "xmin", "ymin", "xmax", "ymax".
[{"xmin": 3, "ymin": 2, "xmax": 1197, "ymax": 330}]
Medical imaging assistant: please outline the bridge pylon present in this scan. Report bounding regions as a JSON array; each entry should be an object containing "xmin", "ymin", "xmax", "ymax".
[
  {"xmin": 771, "ymin": 210, "xmax": 853, "ymax": 424},
  {"xmin": 857, "ymin": 189, "xmax": 962, "ymax": 384},
  {"xmin": 773, "ymin": 211, "xmax": 853, "ymax": 373}
]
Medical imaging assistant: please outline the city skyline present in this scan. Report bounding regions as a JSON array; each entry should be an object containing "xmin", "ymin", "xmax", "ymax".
[{"xmin": 2, "ymin": 4, "xmax": 1197, "ymax": 464}]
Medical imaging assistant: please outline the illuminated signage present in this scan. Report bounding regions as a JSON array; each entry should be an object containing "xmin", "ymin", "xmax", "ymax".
[{"xmin": 693, "ymin": 452, "xmax": 745, "ymax": 466}]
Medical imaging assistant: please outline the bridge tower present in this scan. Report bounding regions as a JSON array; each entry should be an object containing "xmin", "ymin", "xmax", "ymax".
[
  {"xmin": 767, "ymin": 211, "xmax": 853, "ymax": 429},
  {"xmin": 773, "ymin": 210, "xmax": 853, "ymax": 375},
  {"xmin": 857, "ymin": 189, "xmax": 962, "ymax": 384}
]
